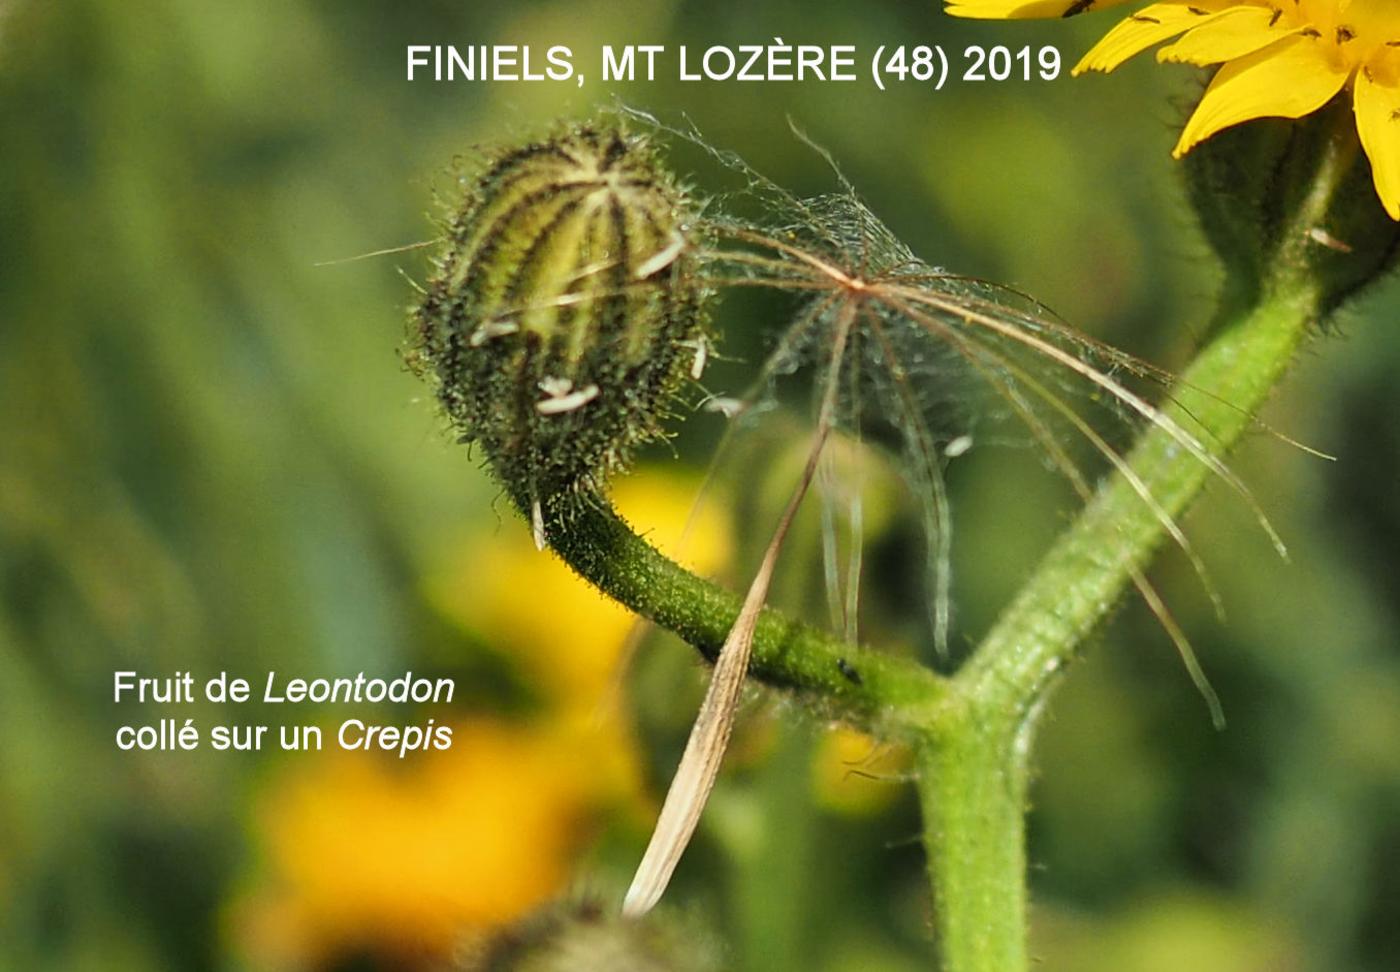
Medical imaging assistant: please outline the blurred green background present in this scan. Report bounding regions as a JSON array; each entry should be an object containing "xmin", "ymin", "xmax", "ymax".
[{"xmin": 3, "ymin": 1, "xmax": 1399, "ymax": 970}]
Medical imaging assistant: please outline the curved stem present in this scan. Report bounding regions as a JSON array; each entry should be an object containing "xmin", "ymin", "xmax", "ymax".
[
  {"xmin": 913, "ymin": 110, "xmax": 1373, "ymax": 971},
  {"xmin": 525, "ymin": 490, "xmax": 948, "ymax": 728},
  {"xmin": 915, "ymin": 275, "xmax": 1319, "ymax": 971},
  {"xmin": 499, "ymin": 118, "xmax": 1365, "ymax": 971},
  {"xmin": 518, "ymin": 273, "xmax": 1319, "ymax": 971},
  {"xmin": 517, "ymin": 270, "xmax": 1325, "ymax": 972}
]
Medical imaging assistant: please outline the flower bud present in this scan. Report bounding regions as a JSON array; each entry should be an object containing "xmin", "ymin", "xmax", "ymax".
[
  {"xmin": 460, "ymin": 898, "xmax": 718, "ymax": 971},
  {"xmin": 411, "ymin": 121, "xmax": 710, "ymax": 506},
  {"xmin": 1183, "ymin": 100, "xmax": 1400, "ymax": 316}
]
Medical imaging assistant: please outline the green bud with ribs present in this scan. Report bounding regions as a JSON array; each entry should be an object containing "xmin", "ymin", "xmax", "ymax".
[{"xmin": 410, "ymin": 121, "xmax": 712, "ymax": 525}]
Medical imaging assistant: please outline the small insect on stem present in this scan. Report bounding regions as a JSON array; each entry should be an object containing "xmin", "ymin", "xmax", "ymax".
[{"xmin": 837, "ymin": 658, "xmax": 862, "ymax": 685}]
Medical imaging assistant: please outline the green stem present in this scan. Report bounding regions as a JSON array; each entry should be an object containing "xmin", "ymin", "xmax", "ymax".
[
  {"xmin": 916, "ymin": 711, "xmax": 1030, "ymax": 971},
  {"xmin": 918, "ymin": 278, "xmax": 1320, "ymax": 971},
  {"xmin": 957, "ymin": 112, "xmax": 1354, "ymax": 730},
  {"xmin": 530, "ymin": 272, "xmax": 1323, "ymax": 971},
  {"xmin": 531, "ymin": 274, "xmax": 1319, "ymax": 969},
  {"xmin": 962, "ymin": 278, "xmax": 1320, "ymax": 724},
  {"xmin": 521, "ymin": 120, "xmax": 1358, "ymax": 971},
  {"xmin": 913, "ymin": 106, "xmax": 1362, "ymax": 972},
  {"xmin": 532, "ymin": 492, "xmax": 947, "ymax": 727}
]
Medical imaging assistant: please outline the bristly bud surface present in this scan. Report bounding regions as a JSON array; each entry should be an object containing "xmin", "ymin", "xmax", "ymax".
[
  {"xmin": 1183, "ymin": 99, "xmax": 1400, "ymax": 318},
  {"xmin": 410, "ymin": 120, "xmax": 711, "ymax": 506}
]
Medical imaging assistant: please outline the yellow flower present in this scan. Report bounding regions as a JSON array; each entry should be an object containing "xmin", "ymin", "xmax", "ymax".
[
  {"xmin": 945, "ymin": 0, "xmax": 1132, "ymax": 17},
  {"xmin": 947, "ymin": 0, "xmax": 1400, "ymax": 218},
  {"xmin": 232, "ymin": 471, "xmax": 731, "ymax": 967},
  {"xmin": 233, "ymin": 719, "xmax": 612, "ymax": 967}
]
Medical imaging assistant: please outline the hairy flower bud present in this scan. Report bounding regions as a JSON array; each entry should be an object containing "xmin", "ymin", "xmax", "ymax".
[
  {"xmin": 410, "ymin": 121, "xmax": 710, "ymax": 508},
  {"xmin": 1183, "ymin": 100, "xmax": 1400, "ymax": 317},
  {"xmin": 461, "ymin": 899, "xmax": 718, "ymax": 971}
]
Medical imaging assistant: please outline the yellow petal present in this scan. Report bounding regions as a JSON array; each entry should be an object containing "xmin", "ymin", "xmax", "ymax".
[
  {"xmin": 946, "ymin": 0, "xmax": 1131, "ymax": 18},
  {"xmin": 1157, "ymin": 6, "xmax": 1300, "ymax": 66},
  {"xmin": 1173, "ymin": 34, "xmax": 1351, "ymax": 158},
  {"xmin": 1346, "ymin": 1, "xmax": 1400, "ymax": 39},
  {"xmin": 1353, "ymin": 67, "xmax": 1400, "ymax": 219},
  {"xmin": 1073, "ymin": 2, "xmax": 1231, "ymax": 75}
]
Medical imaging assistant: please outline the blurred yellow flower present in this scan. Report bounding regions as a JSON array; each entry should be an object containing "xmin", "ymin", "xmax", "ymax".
[
  {"xmin": 947, "ymin": 0, "xmax": 1131, "ymax": 14},
  {"xmin": 947, "ymin": 0, "xmax": 1400, "ymax": 218},
  {"xmin": 235, "ymin": 470, "xmax": 731, "ymax": 967},
  {"xmin": 236, "ymin": 719, "xmax": 603, "ymax": 966},
  {"xmin": 810, "ymin": 726, "xmax": 911, "ymax": 817}
]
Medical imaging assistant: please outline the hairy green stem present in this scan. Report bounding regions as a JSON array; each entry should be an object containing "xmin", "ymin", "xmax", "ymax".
[
  {"xmin": 916, "ymin": 710, "xmax": 1031, "ymax": 971},
  {"xmin": 529, "ymin": 273, "xmax": 1319, "ymax": 969},
  {"xmin": 529, "ymin": 268, "xmax": 1322, "ymax": 970},
  {"xmin": 529, "ymin": 491, "xmax": 948, "ymax": 726},
  {"xmin": 962, "ymin": 282, "xmax": 1318, "ymax": 719},
  {"xmin": 921, "ymin": 277, "xmax": 1320, "ymax": 971},
  {"xmin": 912, "ymin": 109, "xmax": 1370, "ymax": 972},
  {"xmin": 520, "ymin": 125, "xmax": 1359, "ymax": 970}
]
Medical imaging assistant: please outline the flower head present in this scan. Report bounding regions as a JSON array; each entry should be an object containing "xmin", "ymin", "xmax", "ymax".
[
  {"xmin": 947, "ymin": 0, "xmax": 1400, "ymax": 218},
  {"xmin": 410, "ymin": 120, "xmax": 712, "ymax": 503}
]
